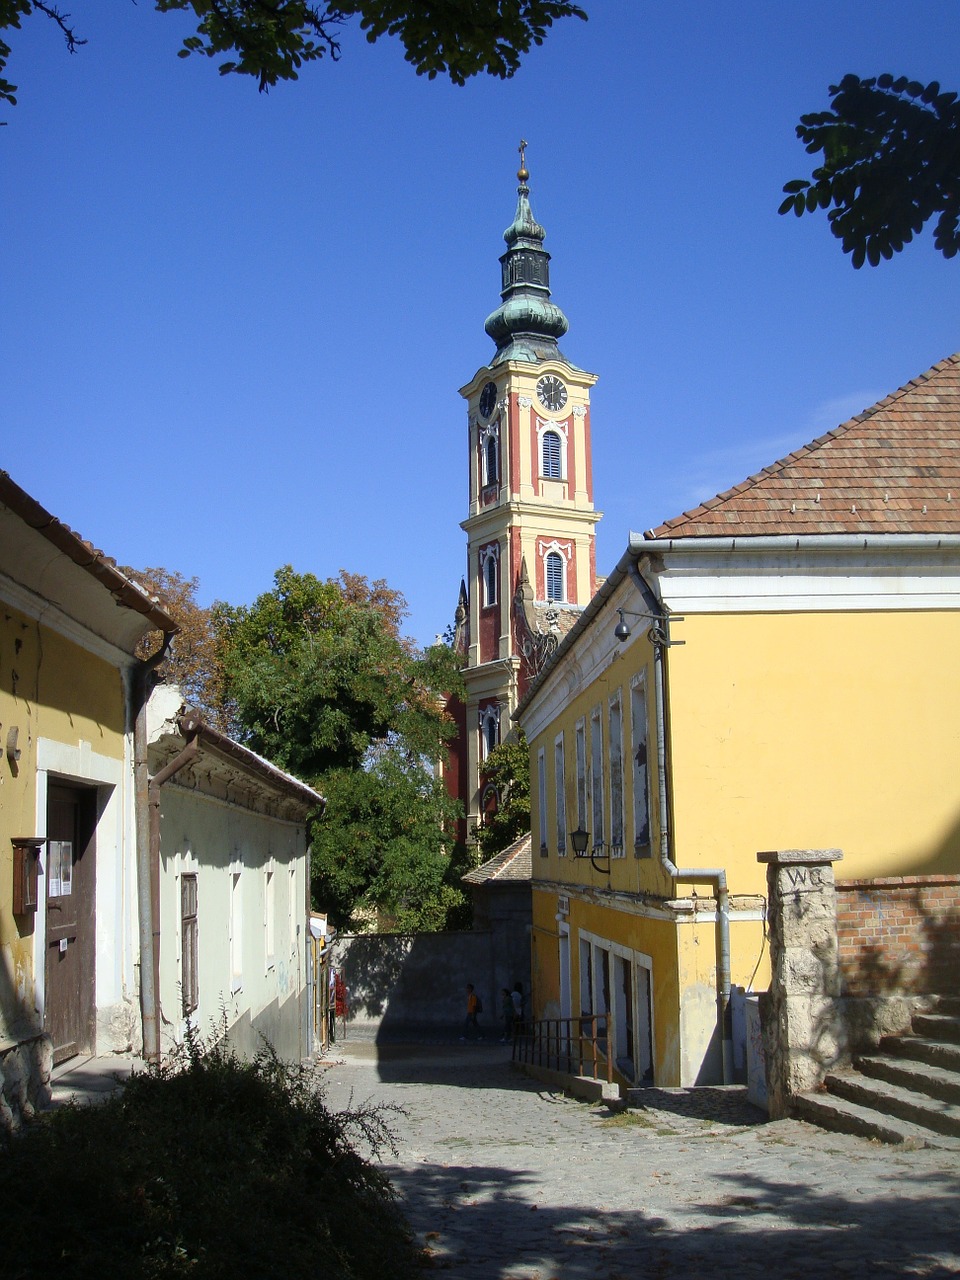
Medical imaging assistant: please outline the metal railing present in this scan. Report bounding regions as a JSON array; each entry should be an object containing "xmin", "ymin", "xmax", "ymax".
[{"xmin": 512, "ymin": 1014, "xmax": 614, "ymax": 1084}]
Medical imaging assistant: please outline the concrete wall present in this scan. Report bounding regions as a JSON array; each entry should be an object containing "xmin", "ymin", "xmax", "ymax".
[{"xmin": 336, "ymin": 927, "xmax": 527, "ymax": 1038}]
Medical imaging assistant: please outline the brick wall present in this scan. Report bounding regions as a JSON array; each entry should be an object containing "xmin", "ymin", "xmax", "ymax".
[{"xmin": 836, "ymin": 876, "xmax": 960, "ymax": 996}]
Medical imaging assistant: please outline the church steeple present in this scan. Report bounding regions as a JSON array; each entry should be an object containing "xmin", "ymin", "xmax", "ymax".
[{"xmin": 484, "ymin": 141, "xmax": 570, "ymax": 365}]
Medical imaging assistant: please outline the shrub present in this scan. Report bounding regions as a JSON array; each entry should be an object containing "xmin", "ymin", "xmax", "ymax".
[{"xmin": 0, "ymin": 1031, "xmax": 421, "ymax": 1279}]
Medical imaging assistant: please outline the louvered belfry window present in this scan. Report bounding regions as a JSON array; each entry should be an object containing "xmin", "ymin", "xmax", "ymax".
[
  {"xmin": 546, "ymin": 551, "xmax": 564, "ymax": 601},
  {"xmin": 541, "ymin": 430, "xmax": 562, "ymax": 479}
]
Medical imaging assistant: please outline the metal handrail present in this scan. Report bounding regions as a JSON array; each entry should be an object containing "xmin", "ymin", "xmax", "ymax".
[{"xmin": 512, "ymin": 1014, "xmax": 614, "ymax": 1084}]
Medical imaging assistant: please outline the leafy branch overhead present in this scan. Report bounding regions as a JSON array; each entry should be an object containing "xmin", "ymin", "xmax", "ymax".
[
  {"xmin": 2, "ymin": 0, "xmax": 587, "ymax": 105},
  {"xmin": 781, "ymin": 73, "xmax": 960, "ymax": 267}
]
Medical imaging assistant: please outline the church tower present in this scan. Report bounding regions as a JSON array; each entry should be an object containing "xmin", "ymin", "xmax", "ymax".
[{"xmin": 454, "ymin": 143, "xmax": 602, "ymax": 844}]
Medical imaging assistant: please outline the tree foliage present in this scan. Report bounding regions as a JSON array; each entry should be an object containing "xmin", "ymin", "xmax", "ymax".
[
  {"xmin": 473, "ymin": 731, "xmax": 531, "ymax": 862},
  {"xmin": 2, "ymin": 0, "xmax": 586, "ymax": 106},
  {"xmin": 215, "ymin": 565, "xmax": 467, "ymax": 930},
  {"xmin": 781, "ymin": 73, "xmax": 960, "ymax": 267}
]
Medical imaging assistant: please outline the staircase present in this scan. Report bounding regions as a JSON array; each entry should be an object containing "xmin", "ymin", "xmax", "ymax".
[{"xmin": 794, "ymin": 996, "xmax": 960, "ymax": 1148}]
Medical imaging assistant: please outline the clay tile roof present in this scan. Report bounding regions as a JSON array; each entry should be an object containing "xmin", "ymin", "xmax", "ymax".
[
  {"xmin": 646, "ymin": 353, "xmax": 960, "ymax": 539},
  {"xmin": 462, "ymin": 832, "xmax": 532, "ymax": 885}
]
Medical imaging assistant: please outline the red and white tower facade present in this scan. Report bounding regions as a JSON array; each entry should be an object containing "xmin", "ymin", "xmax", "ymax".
[{"xmin": 451, "ymin": 145, "xmax": 602, "ymax": 844}]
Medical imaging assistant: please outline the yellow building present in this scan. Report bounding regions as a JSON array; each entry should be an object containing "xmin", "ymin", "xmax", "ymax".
[
  {"xmin": 517, "ymin": 354, "xmax": 960, "ymax": 1089},
  {"xmin": 0, "ymin": 474, "xmax": 176, "ymax": 1126}
]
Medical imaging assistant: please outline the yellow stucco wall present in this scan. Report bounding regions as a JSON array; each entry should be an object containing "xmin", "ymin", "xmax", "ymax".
[
  {"xmin": 665, "ymin": 610, "xmax": 960, "ymax": 890},
  {"xmin": 0, "ymin": 604, "xmax": 127, "ymax": 1044},
  {"xmin": 525, "ymin": 600, "xmax": 959, "ymax": 1086}
]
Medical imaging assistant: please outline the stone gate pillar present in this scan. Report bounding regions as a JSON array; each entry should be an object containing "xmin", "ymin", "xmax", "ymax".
[{"xmin": 757, "ymin": 848, "xmax": 846, "ymax": 1119}]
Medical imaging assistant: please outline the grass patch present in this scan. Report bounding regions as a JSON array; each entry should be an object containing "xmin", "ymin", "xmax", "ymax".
[{"xmin": 0, "ymin": 1028, "xmax": 420, "ymax": 1279}]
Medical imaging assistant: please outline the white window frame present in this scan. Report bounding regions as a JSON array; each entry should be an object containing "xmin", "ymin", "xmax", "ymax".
[
  {"xmin": 537, "ymin": 747, "xmax": 547, "ymax": 856},
  {"xmin": 630, "ymin": 672, "xmax": 652, "ymax": 855},
  {"xmin": 537, "ymin": 420, "xmax": 568, "ymax": 480},
  {"xmin": 590, "ymin": 705, "xmax": 604, "ymax": 851},
  {"xmin": 264, "ymin": 858, "xmax": 276, "ymax": 973},
  {"xmin": 480, "ymin": 543, "xmax": 499, "ymax": 607},
  {"xmin": 480, "ymin": 703, "xmax": 500, "ymax": 760},
  {"xmin": 480, "ymin": 422, "xmax": 500, "ymax": 487},
  {"xmin": 554, "ymin": 733, "xmax": 567, "ymax": 856},
  {"xmin": 575, "ymin": 716, "xmax": 587, "ymax": 833},
  {"xmin": 608, "ymin": 691, "xmax": 625, "ymax": 858}
]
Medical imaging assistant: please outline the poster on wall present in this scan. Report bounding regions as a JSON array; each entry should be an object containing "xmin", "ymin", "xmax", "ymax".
[{"xmin": 47, "ymin": 841, "xmax": 73, "ymax": 897}]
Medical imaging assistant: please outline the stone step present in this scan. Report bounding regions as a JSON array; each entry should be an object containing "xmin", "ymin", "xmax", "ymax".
[
  {"xmin": 912, "ymin": 1013, "xmax": 960, "ymax": 1044},
  {"xmin": 793, "ymin": 1091, "xmax": 958, "ymax": 1149},
  {"xmin": 880, "ymin": 1033, "xmax": 960, "ymax": 1073},
  {"xmin": 929, "ymin": 995, "xmax": 960, "ymax": 1017},
  {"xmin": 855, "ymin": 1051, "xmax": 960, "ymax": 1106},
  {"xmin": 825, "ymin": 1069, "xmax": 960, "ymax": 1140}
]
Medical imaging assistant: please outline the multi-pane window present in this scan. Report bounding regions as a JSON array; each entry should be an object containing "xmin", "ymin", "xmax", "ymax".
[
  {"xmin": 554, "ymin": 735, "xmax": 567, "ymax": 855},
  {"xmin": 546, "ymin": 551, "xmax": 564, "ymax": 601},
  {"xmin": 181, "ymin": 873, "xmax": 198, "ymax": 1015},
  {"xmin": 608, "ymin": 694, "xmax": 624, "ymax": 857},
  {"xmin": 575, "ymin": 717, "xmax": 587, "ymax": 831},
  {"xmin": 537, "ymin": 748, "xmax": 547, "ymax": 856},
  {"xmin": 631, "ymin": 675, "xmax": 652, "ymax": 853},
  {"xmin": 590, "ymin": 706, "xmax": 605, "ymax": 850},
  {"xmin": 541, "ymin": 429, "xmax": 562, "ymax": 479}
]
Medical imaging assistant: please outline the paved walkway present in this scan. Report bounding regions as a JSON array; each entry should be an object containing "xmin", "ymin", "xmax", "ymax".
[{"xmin": 319, "ymin": 1039, "xmax": 960, "ymax": 1279}]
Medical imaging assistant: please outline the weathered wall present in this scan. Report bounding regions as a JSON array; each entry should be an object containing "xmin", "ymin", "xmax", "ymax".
[{"xmin": 156, "ymin": 785, "xmax": 308, "ymax": 1062}]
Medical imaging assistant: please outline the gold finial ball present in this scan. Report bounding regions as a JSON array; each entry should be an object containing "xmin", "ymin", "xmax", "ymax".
[{"xmin": 518, "ymin": 137, "xmax": 529, "ymax": 183}]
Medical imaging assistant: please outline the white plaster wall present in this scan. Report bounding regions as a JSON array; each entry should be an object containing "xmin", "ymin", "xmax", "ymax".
[{"xmin": 156, "ymin": 785, "xmax": 307, "ymax": 1062}]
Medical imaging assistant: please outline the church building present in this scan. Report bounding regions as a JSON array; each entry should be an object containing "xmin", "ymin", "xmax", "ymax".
[{"xmin": 449, "ymin": 146, "xmax": 602, "ymax": 846}]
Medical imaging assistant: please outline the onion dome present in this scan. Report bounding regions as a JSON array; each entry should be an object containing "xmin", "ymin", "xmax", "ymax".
[{"xmin": 484, "ymin": 143, "xmax": 570, "ymax": 365}]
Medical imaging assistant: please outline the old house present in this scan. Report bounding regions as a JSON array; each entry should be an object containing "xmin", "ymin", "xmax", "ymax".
[
  {"xmin": 516, "ymin": 354, "xmax": 960, "ymax": 1089},
  {"xmin": 147, "ymin": 688, "xmax": 322, "ymax": 1063},
  {"xmin": 0, "ymin": 473, "xmax": 177, "ymax": 1126}
]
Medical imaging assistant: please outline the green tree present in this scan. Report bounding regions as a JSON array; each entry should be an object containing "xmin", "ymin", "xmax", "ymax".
[
  {"xmin": 1, "ymin": 0, "xmax": 587, "ymax": 107},
  {"xmin": 780, "ymin": 73, "xmax": 960, "ymax": 266},
  {"xmin": 473, "ymin": 731, "xmax": 531, "ymax": 861},
  {"xmin": 216, "ymin": 565, "xmax": 467, "ymax": 930}
]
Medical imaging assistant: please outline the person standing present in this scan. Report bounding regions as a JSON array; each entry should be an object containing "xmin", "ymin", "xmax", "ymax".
[
  {"xmin": 511, "ymin": 983, "xmax": 525, "ymax": 1029},
  {"xmin": 461, "ymin": 983, "xmax": 482, "ymax": 1041}
]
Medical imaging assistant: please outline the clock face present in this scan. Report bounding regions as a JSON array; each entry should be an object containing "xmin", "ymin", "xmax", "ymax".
[
  {"xmin": 536, "ymin": 375, "xmax": 567, "ymax": 413},
  {"xmin": 479, "ymin": 381, "xmax": 498, "ymax": 419}
]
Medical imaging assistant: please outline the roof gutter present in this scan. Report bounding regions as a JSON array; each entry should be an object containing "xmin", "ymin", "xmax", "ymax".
[{"xmin": 635, "ymin": 531, "xmax": 960, "ymax": 554}]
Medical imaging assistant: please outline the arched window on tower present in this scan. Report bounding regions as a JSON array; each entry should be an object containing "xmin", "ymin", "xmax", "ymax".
[
  {"xmin": 483, "ymin": 431, "xmax": 499, "ymax": 487},
  {"xmin": 479, "ymin": 704, "xmax": 500, "ymax": 760},
  {"xmin": 541, "ymin": 429, "xmax": 562, "ymax": 479},
  {"xmin": 545, "ymin": 551, "xmax": 565, "ymax": 602},
  {"xmin": 480, "ymin": 544, "xmax": 499, "ymax": 607}
]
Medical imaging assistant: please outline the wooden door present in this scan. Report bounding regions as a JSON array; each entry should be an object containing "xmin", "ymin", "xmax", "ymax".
[{"xmin": 45, "ymin": 784, "xmax": 97, "ymax": 1064}]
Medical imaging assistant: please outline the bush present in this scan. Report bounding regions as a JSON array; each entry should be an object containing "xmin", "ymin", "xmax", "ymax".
[{"xmin": 0, "ymin": 1031, "xmax": 421, "ymax": 1279}]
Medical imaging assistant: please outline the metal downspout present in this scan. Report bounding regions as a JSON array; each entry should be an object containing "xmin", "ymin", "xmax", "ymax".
[
  {"xmin": 143, "ymin": 713, "xmax": 201, "ymax": 1062},
  {"xmin": 628, "ymin": 561, "xmax": 733, "ymax": 1084}
]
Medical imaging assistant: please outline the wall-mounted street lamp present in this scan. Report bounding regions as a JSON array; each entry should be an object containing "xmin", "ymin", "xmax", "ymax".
[
  {"xmin": 614, "ymin": 607, "xmax": 684, "ymax": 649},
  {"xmin": 570, "ymin": 826, "xmax": 610, "ymax": 875}
]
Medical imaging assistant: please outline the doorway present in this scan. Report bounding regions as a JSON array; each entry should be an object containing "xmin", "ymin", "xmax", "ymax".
[{"xmin": 45, "ymin": 784, "xmax": 97, "ymax": 1064}]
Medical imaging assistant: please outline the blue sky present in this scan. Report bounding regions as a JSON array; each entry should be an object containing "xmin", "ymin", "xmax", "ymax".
[{"xmin": 4, "ymin": 3, "xmax": 960, "ymax": 646}]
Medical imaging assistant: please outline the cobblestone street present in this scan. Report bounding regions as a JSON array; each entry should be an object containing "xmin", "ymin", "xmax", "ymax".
[{"xmin": 319, "ymin": 1039, "xmax": 960, "ymax": 1279}]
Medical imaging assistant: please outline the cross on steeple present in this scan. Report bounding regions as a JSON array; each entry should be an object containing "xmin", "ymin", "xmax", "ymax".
[{"xmin": 518, "ymin": 138, "xmax": 529, "ymax": 183}]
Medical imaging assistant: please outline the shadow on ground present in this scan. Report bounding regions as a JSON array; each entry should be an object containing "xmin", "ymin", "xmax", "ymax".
[{"xmin": 390, "ymin": 1159, "xmax": 960, "ymax": 1278}]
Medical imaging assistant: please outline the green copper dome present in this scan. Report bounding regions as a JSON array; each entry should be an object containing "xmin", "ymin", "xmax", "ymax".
[{"xmin": 484, "ymin": 155, "xmax": 569, "ymax": 366}]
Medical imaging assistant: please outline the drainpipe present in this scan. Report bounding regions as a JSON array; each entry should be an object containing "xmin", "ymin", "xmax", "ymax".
[
  {"xmin": 627, "ymin": 560, "xmax": 733, "ymax": 1085},
  {"xmin": 142, "ymin": 710, "xmax": 201, "ymax": 1063}
]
